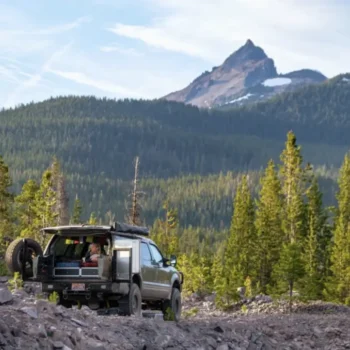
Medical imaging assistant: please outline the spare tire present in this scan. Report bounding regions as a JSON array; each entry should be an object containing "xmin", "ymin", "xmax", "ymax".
[{"xmin": 5, "ymin": 238, "xmax": 43, "ymax": 277}]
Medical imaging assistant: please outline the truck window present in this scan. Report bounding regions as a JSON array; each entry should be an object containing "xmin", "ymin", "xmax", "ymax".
[
  {"xmin": 149, "ymin": 244, "xmax": 163, "ymax": 264},
  {"xmin": 141, "ymin": 242, "xmax": 152, "ymax": 266}
]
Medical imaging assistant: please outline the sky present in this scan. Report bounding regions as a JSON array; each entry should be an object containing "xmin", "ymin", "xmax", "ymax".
[{"xmin": 0, "ymin": 0, "xmax": 349, "ymax": 108}]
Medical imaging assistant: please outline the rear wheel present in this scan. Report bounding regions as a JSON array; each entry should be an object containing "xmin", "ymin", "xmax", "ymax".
[
  {"xmin": 118, "ymin": 283, "xmax": 142, "ymax": 317},
  {"xmin": 5, "ymin": 238, "xmax": 43, "ymax": 277},
  {"xmin": 163, "ymin": 288, "xmax": 181, "ymax": 322}
]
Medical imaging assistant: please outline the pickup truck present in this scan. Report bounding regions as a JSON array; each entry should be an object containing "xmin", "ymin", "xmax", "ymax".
[{"xmin": 5, "ymin": 222, "xmax": 183, "ymax": 321}]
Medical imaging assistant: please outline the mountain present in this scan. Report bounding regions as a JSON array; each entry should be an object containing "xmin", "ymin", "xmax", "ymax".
[
  {"xmin": 1, "ymin": 73, "xmax": 350, "ymax": 224},
  {"xmin": 163, "ymin": 39, "xmax": 327, "ymax": 108}
]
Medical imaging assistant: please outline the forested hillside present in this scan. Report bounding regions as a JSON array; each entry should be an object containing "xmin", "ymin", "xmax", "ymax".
[
  {"xmin": 2, "ymin": 131, "xmax": 350, "ymax": 306},
  {"xmin": 0, "ymin": 74, "xmax": 349, "ymax": 224}
]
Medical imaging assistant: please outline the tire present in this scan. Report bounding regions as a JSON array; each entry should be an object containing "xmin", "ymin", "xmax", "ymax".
[
  {"xmin": 5, "ymin": 238, "xmax": 43, "ymax": 277},
  {"xmin": 118, "ymin": 283, "xmax": 142, "ymax": 317},
  {"xmin": 163, "ymin": 288, "xmax": 182, "ymax": 322}
]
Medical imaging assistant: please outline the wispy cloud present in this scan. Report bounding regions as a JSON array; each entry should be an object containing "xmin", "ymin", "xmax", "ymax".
[
  {"xmin": 108, "ymin": 0, "xmax": 350, "ymax": 75},
  {"xmin": 4, "ymin": 43, "xmax": 72, "ymax": 108},
  {"xmin": 108, "ymin": 23, "xmax": 210, "ymax": 59},
  {"xmin": 0, "ymin": 16, "xmax": 90, "ymax": 54},
  {"xmin": 48, "ymin": 69, "xmax": 144, "ymax": 98},
  {"xmin": 100, "ymin": 44, "xmax": 143, "ymax": 56},
  {"xmin": 16, "ymin": 16, "xmax": 91, "ymax": 36}
]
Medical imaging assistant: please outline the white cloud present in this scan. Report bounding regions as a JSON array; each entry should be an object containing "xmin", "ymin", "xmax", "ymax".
[
  {"xmin": 0, "ymin": 16, "xmax": 90, "ymax": 54},
  {"xmin": 48, "ymin": 69, "xmax": 144, "ymax": 98},
  {"xmin": 108, "ymin": 23, "xmax": 211, "ymax": 59},
  {"xmin": 100, "ymin": 44, "xmax": 143, "ymax": 56},
  {"xmin": 4, "ymin": 43, "xmax": 72, "ymax": 108},
  {"xmin": 109, "ymin": 0, "xmax": 350, "ymax": 76},
  {"xmin": 19, "ymin": 16, "xmax": 91, "ymax": 36}
]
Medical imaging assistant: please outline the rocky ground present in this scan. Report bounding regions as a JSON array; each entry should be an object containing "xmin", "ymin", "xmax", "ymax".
[{"xmin": 1, "ymin": 280, "xmax": 350, "ymax": 349}]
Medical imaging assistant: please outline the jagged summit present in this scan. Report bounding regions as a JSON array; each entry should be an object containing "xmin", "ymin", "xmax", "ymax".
[
  {"xmin": 223, "ymin": 39, "xmax": 268, "ymax": 68},
  {"xmin": 163, "ymin": 39, "xmax": 326, "ymax": 108}
]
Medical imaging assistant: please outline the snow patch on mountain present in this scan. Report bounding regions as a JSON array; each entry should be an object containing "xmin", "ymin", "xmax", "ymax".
[
  {"xmin": 262, "ymin": 77, "xmax": 292, "ymax": 87},
  {"xmin": 226, "ymin": 93, "xmax": 254, "ymax": 104}
]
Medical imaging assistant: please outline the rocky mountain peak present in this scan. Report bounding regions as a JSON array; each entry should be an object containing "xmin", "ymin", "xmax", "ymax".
[
  {"xmin": 222, "ymin": 39, "xmax": 269, "ymax": 69},
  {"xmin": 163, "ymin": 39, "xmax": 326, "ymax": 108}
]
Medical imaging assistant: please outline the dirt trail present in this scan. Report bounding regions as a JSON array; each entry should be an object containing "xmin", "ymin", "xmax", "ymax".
[{"xmin": 1, "ymin": 282, "xmax": 350, "ymax": 349}]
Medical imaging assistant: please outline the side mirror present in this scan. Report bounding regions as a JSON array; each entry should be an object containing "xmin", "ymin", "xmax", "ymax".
[{"xmin": 169, "ymin": 255, "xmax": 177, "ymax": 267}]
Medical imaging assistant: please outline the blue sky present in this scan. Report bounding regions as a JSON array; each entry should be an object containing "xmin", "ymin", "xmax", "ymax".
[{"xmin": 0, "ymin": 0, "xmax": 349, "ymax": 108}]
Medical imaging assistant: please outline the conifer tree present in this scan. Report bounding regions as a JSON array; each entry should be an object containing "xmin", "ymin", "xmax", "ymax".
[
  {"xmin": 279, "ymin": 131, "xmax": 307, "ymax": 243},
  {"xmin": 150, "ymin": 201, "xmax": 179, "ymax": 257},
  {"xmin": 33, "ymin": 169, "xmax": 58, "ymax": 243},
  {"xmin": 88, "ymin": 212, "xmax": 98, "ymax": 225},
  {"xmin": 271, "ymin": 132, "xmax": 309, "ymax": 297},
  {"xmin": 327, "ymin": 153, "xmax": 350, "ymax": 304},
  {"xmin": 50, "ymin": 157, "xmax": 69, "ymax": 225},
  {"xmin": 255, "ymin": 160, "xmax": 283, "ymax": 293},
  {"xmin": 71, "ymin": 195, "xmax": 83, "ymax": 224},
  {"xmin": 15, "ymin": 179, "xmax": 40, "ymax": 239},
  {"xmin": 212, "ymin": 244, "xmax": 227, "ymax": 307},
  {"xmin": 272, "ymin": 242, "xmax": 304, "ymax": 311},
  {"xmin": 0, "ymin": 156, "xmax": 14, "ymax": 251},
  {"xmin": 301, "ymin": 176, "xmax": 329, "ymax": 299},
  {"xmin": 223, "ymin": 175, "xmax": 256, "ymax": 303}
]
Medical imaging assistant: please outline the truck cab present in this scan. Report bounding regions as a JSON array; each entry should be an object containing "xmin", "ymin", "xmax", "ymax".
[{"xmin": 5, "ymin": 222, "xmax": 183, "ymax": 320}]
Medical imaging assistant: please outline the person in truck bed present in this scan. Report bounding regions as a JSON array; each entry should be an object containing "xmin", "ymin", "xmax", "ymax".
[{"xmin": 84, "ymin": 243, "xmax": 103, "ymax": 262}]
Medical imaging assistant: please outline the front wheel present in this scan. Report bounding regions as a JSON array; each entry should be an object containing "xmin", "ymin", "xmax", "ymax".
[
  {"xmin": 118, "ymin": 283, "xmax": 142, "ymax": 317},
  {"xmin": 163, "ymin": 288, "xmax": 181, "ymax": 322}
]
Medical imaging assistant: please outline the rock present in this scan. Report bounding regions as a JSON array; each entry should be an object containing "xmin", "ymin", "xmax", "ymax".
[
  {"xmin": 71, "ymin": 318, "xmax": 88, "ymax": 327},
  {"xmin": 38, "ymin": 324, "xmax": 47, "ymax": 338},
  {"xmin": 52, "ymin": 341, "xmax": 64, "ymax": 349},
  {"xmin": 155, "ymin": 335, "xmax": 173, "ymax": 347},
  {"xmin": 85, "ymin": 340, "xmax": 106, "ymax": 350},
  {"xmin": 189, "ymin": 293, "xmax": 200, "ymax": 301},
  {"xmin": 205, "ymin": 336, "xmax": 217, "ymax": 348},
  {"xmin": 216, "ymin": 344, "xmax": 229, "ymax": 350},
  {"xmin": 204, "ymin": 293, "xmax": 216, "ymax": 302},
  {"xmin": 0, "ymin": 287, "xmax": 12, "ymax": 304},
  {"xmin": 20, "ymin": 306, "xmax": 38, "ymax": 319},
  {"xmin": 237, "ymin": 287, "xmax": 246, "ymax": 298},
  {"xmin": 0, "ymin": 276, "xmax": 8, "ymax": 283},
  {"xmin": 213, "ymin": 326, "xmax": 224, "ymax": 333}
]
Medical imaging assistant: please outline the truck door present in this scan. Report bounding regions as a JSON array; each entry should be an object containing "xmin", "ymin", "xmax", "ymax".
[
  {"xmin": 140, "ymin": 242, "xmax": 158, "ymax": 298},
  {"xmin": 149, "ymin": 243, "xmax": 172, "ymax": 299}
]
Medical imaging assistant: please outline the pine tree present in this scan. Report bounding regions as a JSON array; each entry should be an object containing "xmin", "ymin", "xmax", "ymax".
[
  {"xmin": 15, "ymin": 179, "xmax": 40, "ymax": 239},
  {"xmin": 327, "ymin": 153, "xmax": 350, "ymax": 304},
  {"xmin": 255, "ymin": 159, "xmax": 283, "ymax": 293},
  {"xmin": 125, "ymin": 156, "xmax": 144, "ymax": 226},
  {"xmin": 71, "ymin": 195, "xmax": 83, "ymax": 224},
  {"xmin": 212, "ymin": 244, "xmax": 227, "ymax": 307},
  {"xmin": 150, "ymin": 201, "xmax": 179, "ymax": 257},
  {"xmin": 0, "ymin": 156, "xmax": 14, "ymax": 252},
  {"xmin": 301, "ymin": 176, "xmax": 329, "ymax": 300},
  {"xmin": 88, "ymin": 212, "xmax": 98, "ymax": 225},
  {"xmin": 223, "ymin": 175, "xmax": 256, "ymax": 303},
  {"xmin": 279, "ymin": 131, "xmax": 307, "ymax": 243},
  {"xmin": 33, "ymin": 169, "xmax": 58, "ymax": 243},
  {"xmin": 50, "ymin": 157, "xmax": 69, "ymax": 225},
  {"xmin": 272, "ymin": 242, "xmax": 304, "ymax": 311}
]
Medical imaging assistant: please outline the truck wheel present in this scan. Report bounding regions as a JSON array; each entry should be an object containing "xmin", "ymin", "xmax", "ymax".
[
  {"xmin": 118, "ymin": 283, "xmax": 142, "ymax": 317},
  {"xmin": 5, "ymin": 238, "xmax": 43, "ymax": 277},
  {"xmin": 163, "ymin": 288, "xmax": 181, "ymax": 322}
]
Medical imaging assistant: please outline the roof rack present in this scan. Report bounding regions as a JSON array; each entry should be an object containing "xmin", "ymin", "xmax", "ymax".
[{"xmin": 113, "ymin": 222, "xmax": 149, "ymax": 236}]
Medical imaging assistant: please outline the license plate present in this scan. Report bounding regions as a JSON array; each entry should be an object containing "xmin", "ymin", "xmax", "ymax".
[{"xmin": 71, "ymin": 283, "xmax": 85, "ymax": 291}]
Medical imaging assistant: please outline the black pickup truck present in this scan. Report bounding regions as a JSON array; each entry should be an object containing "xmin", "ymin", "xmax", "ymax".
[{"xmin": 5, "ymin": 222, "xmax": 183, "ymax": 321}]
